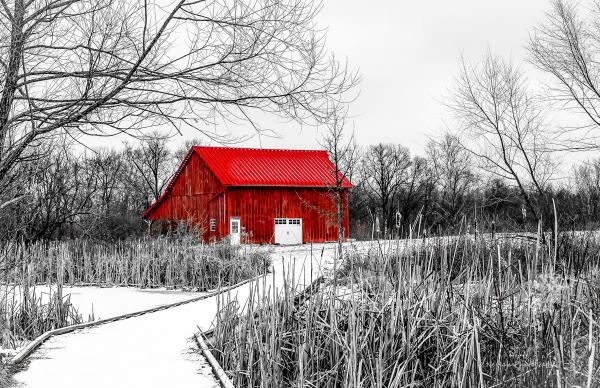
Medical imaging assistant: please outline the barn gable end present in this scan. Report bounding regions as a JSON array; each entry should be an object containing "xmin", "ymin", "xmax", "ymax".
[{"xmin": 144, "ymin": 149, "xmax": 224, "ymax": 240}]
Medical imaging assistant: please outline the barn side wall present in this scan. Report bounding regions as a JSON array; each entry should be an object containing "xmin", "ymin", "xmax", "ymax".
[{"xmin": 224, "ymin": 187, "xmax": 350, "ymax": 244}]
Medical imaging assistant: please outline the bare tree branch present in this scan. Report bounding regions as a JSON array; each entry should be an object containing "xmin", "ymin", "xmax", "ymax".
[{"xmin": 0, "ymin": 0, "xmax": 358, "ymax": 187}]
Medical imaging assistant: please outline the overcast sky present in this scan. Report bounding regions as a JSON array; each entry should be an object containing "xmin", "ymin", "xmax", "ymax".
[
  {"xmin": 209, "ymin": 0, "xmax": 552, "ymax": 154},
  {"xmin": 91, "ymin": 0, "xmax": 553, "ymax": 155}
]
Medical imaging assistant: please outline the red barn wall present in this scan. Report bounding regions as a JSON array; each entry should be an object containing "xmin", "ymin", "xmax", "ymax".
[
  {"xmin": 147, "ymin": 194, "xmax": 172, "ymax": 220},
  {"xmin": 225, "ymin": 187, "xmax": 349, "ymax": 244},
  {"xmin": 207, "ymin": 191, "xmax": 226, "ymax": 242}
]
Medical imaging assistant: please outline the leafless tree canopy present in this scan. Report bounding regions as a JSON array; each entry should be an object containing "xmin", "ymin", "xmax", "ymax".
[
  {"xmin": 320, "ymin": 114, "xmax": 358, "ymax": 256},
  {"xmin": 0, "ymin": 0, "xmax": 357, "ymax": 187},
  {"xmin": 573, "ymin": 158, "xmax": 600, "ymax": 218},
  {"xmin": 529, "ymin": 0, "xmax": 600, "ymax": 149},
  {"xmin": 125, "ymin": 134, "xmax": 172, "ymax": 202},
  {"xmin": 426, "ymin": 133, "xmax": 475, "ymax": 224},
  {"xmin": 321, "ymin": 115, "xmax": 358, "ymax": 189},
  {"xmin": 0, "ymin": 134, "xmax": 179, "ymax": 239},
  {"xmin": 360, "ymin": 143, "xmax": 412, "ymax": 230},
  {"xmin": 452, "ymin": 53, "xmax": 555, "ymax": 225}
]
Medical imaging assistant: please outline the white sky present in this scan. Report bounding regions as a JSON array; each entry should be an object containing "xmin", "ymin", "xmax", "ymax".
[
  {"xmin": 313, "ymin": 0, "xmax": 552, "ymax": 153},
  {"xmin": 200, "ymin": 0, "xmax": 552, "ymax": 154},
  {"xmin": 89, "ymin": 0, "xmax": 555, "ymax": 157}
]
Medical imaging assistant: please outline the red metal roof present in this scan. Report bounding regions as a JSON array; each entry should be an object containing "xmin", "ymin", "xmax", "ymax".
[
  {"xmin": 143, "ymin": 146, "xmax": 352, "ymax": 218},
  {"xmin": 194, "ymin": 146, "xmax": 352, "ymax": 188}
]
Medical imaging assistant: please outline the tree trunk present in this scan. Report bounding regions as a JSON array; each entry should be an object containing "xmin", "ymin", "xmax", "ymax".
[
  {"xmin": 0, "ymin": 0, "xmax": 26, "ymax": 160},
  {"xmin": 336, "ymin": 189, "xmax": 343, "ymax": 259}
]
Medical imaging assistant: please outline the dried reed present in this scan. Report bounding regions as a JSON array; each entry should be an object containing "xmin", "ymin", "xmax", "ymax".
[{"xmin": 210, "ymin": 232, "xmax": 600, "ymax": 387}]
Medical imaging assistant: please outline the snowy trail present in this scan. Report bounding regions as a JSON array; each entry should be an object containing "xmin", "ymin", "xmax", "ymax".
[{"xmin": 10, "ymin": 243, "xmax": 337, "ymax": 388}]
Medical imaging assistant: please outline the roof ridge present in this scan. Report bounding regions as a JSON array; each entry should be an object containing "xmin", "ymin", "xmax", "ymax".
[{"xmin": 194, "ymin": 145, "xmax": 326, "ymax": 153}]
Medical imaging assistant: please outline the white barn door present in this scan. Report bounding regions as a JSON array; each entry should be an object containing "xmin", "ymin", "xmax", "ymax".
[
  {"xmin": 274, "ymin": 218, "xmax": 302, "ymax": 245},
  {"xmin": 230, "ymin": 217, "xmax": 241, "ymax": 245}
]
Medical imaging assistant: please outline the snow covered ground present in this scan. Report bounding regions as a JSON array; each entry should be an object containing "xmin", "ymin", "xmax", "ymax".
[
  {"xmin": 4, "ymin": 285, "xmax": 204, "ymax": 322},
  {"xmin": 10, "ymin": 242, "xmax": 339, "ymax": 388}
]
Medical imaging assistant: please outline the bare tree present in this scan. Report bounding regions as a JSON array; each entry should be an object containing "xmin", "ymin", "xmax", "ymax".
[
  {"xmin": 452, "ymin": 53, "xmax": 556, "ymax": 229},
  {"xmin": 173, "ymin": 137, "xmax": 204, "ymax": 162},
  {"xmin": 426, "ymin": 133, "xmax": 475, "ymax": 225},
  {"xmin": 396, "ymin": 155, "xmax": 429, "ymax": 228},
  {"xmin": 125, "ymin": 134, "xmax": 172, "ymax": 203},
  {"xmin": 23, "ymin": 144, "xmax": 98, "ymax": 238},
  {"xmin": 90, "ymin": 149, "xmax": 126, "ymax": 216},
  {"xmin": 360, "ymin": 143, "xmax": 412, "ymax": 233},
  {"xmin": 573, "ymin": 158, "xmax": 600, "ymax": 219},
  {"xmin": 0, "ymin": 0, "xmax": 357, "ymax": 198},
  {"xmin": 530, "ymin": 0, "xmax": 600, "ymax": 150},
  {"xmin": 320, "ymin": 114, "xmax": 358, "ymax": 258}
]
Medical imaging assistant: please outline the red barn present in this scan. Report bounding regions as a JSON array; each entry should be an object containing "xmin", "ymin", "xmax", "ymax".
[{"xmin": 142, "ymin": 146, "xmax": 351, "ymax": 244}]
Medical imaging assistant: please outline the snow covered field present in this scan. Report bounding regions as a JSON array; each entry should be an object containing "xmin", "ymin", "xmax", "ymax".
[{"xmin": 10, "ymin": 242, "xmax": 339, "ymax": 387}]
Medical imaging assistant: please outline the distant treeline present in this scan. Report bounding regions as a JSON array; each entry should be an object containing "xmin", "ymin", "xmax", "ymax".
[
  {"xmin": 0, "ymin": 134, "xmax": 597, "ymax": 241},
  {"xmin": 0, "ymin": 136, "xmax": 198, "ymax": 240},
  {"xmin": 349, "ymin": 138, "xmax": 600, "ymax": 239}
]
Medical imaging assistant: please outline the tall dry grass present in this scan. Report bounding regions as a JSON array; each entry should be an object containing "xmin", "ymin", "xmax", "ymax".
[
  {"xmin": 210, "ymin": 232, "xmax": 600, "ymax": 387},
  {"xmin": 0, "ymin": 236, "xmax": 270, "ymax": 353},
  {"xmin": 0, "ymin": 285, "xmax": 83, "ymax": 352},
  {"xmin": 1, "ymin": 236, "xmax": 270, "ymax": 289}
]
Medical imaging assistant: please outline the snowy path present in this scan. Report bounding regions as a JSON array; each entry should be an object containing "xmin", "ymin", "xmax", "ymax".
[{"xmin": 10, "ymin": 243, "xmax": 337, "ymax": 388}]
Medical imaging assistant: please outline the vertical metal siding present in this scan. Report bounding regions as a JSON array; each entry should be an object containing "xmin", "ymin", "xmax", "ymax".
[
  {"xmin": 225, "ymin": 187, "xmax": 349, "ymax": 244},
  {"xmin": 146, "ymin": 152, "xmax": 224, "ymax": 241}
]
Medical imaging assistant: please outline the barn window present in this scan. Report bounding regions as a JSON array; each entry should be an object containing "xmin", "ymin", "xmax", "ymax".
[
  {"xmin": 274, "ymin": 218, "xmax": 287, "ymax": 225},
  {"xmin": 209, "ymin": 219, "xmax": 216, "ymax": 231}
]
